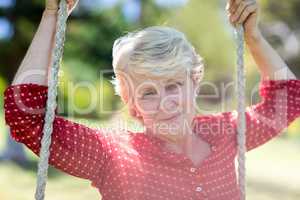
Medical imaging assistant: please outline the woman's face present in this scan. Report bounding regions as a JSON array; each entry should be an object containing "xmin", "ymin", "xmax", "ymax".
[{"xmin": 129, "ymin": 72, "xmax": 198, "ymax": 138}]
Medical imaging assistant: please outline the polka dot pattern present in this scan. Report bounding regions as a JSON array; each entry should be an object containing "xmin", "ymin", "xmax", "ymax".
[{"xmin": 3, "ymin": 79, "xmax": 300, "ymax": 200}]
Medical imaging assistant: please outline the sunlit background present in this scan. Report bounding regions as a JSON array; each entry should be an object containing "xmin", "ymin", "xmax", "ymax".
[{"xmin": 0, "ymin": 0, "xmax": 300, "ymax": 199}]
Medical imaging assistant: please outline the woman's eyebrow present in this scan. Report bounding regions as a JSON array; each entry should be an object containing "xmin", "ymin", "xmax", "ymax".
[
  {"xmin": 163, "ymin": 78, "xmax": 176, "ymax": 83},
  {"xmin": 139, "ymin": 84, "xmax": 156, "ymax": 91},
  {"xmin": 165, "ymin": 78, "xmax": 183, "ymax": 83},
  {"xmin": 142, "ymin": 87, "xmax": 155, "ymax": 91}
]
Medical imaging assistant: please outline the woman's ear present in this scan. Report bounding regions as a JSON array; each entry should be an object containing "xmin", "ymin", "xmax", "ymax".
[
  {"xmin": 189, "ymin": 75, "xmax": 200, "ymax": 96},
  {"xmin": 129, "ymin": 105, "xmax": 143, "ymax": 122},
  {"xmin": 128, "ymin": 105, "xmax": 140, "ymax": 117},
  {"xmin": 129, "ymin": 106, "xmax": 137, "ymax": 117}
]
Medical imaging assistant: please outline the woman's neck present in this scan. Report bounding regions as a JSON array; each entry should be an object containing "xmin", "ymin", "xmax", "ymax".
[{"xmin": 146, "ymin": 127, "xmax": 195, "ymax": 154}]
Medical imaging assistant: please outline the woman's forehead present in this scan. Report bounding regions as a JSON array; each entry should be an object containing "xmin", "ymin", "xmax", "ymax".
[
  {"xmin": 136, "ymin": 77, "xmax": 182, "ymax": 88},
  {"xmin": 131, "ymin": 73, "xmax": 187, "ymax": 85}
]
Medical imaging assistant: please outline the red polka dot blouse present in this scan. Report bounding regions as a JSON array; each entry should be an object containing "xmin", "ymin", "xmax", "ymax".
[{"xmin": 3, "ymin": 79, "xmax": 300, "ymax": 200}]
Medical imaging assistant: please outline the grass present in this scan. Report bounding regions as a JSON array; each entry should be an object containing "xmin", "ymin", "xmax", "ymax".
[
  {"xmin": 246, "ymin": 137, "xmax": 300, "ymax": 200},
  {"xmin": 0, "ymin": 162, "xmax": 100, "ymax": 200}
]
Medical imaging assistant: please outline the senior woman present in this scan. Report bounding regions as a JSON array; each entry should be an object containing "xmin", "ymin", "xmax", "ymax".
[{"xmin": 3, "ymin": 0, "xmax": 300, "ymax": 199}]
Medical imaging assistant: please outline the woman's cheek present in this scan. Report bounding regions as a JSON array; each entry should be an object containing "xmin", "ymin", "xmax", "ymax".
[{"xmin": 143, "ymin": 118, "xmax": 156, "ymax": 130}]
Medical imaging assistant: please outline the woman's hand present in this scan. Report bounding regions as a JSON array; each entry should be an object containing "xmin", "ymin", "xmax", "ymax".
[
  {"xmin": 45, "ymin": 0, "xmax": 78, "ymax": 15},
  {"xmin": 226, "ymin": 0, "xmax": 261, "ymax": 41}
]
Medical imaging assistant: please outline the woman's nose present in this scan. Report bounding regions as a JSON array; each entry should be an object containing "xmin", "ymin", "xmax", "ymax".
[{"xmin": 158, "ymin": 90, "xmax": 179, "ymax": 113}]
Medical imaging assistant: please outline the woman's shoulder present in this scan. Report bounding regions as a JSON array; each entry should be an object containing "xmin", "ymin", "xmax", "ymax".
[
  {"xmin": 192, "ymin": 112, "xmax": 236, "ymax": 144},
  {"xmin": 193, "ymin": 111, "xmax": 235, "ymax": 124}
]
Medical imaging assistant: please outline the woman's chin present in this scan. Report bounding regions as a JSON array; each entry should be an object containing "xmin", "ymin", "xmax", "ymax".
[
  {"xmin": 155, "ymin": 123, "xmax": 181, "ymax": 136},
  {"xmin": 144, "ymin": 114, "xmax": 193, "ymax": 135}
]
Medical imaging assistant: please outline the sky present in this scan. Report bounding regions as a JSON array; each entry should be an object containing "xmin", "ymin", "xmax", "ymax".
[{"xmin": 0, "ymin": 0, "xmax": 14, "ymax": 40}]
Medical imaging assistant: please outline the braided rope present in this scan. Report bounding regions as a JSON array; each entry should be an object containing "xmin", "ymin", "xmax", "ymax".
[
  {"xmin": 35, "ymin": 1, "xmax": 68, "ymax": 200},
  {"xmin": 235, "ymin": 25, "xmax": 246, "ymax": 200}
]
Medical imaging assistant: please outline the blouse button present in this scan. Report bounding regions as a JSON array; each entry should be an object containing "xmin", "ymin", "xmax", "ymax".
[
  {"xmin": 211, "ymin": 146, "xmax": 217, "ymax": 151},
  {"xmin": 190, "ymin": 167, "xmax": 196, "ymax": 172},
  {"xmin": 195, "ymin": 186, "xmax": 202, "ymax": 192}
]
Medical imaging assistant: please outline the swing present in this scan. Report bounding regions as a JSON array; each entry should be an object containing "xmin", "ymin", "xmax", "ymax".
[{"xmin": 35, "ymin": 1, "xmax": 247, "ymax": 200}]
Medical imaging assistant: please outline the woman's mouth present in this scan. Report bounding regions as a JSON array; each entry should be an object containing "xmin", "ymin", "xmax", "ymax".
[{"xmin": 161, "ymin": 114, "xmax": 180, "ymax": 121}]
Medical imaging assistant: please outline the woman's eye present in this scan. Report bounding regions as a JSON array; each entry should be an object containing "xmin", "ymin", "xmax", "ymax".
[
  {"xmin": 166, "ymin": 82, "xmax": 182, "ymax": 91},
  {"xmin": 143, "ymin": 90, "xmax": 156, "ymax": 97}
]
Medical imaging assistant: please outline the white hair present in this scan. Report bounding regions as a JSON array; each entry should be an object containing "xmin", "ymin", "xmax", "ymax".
[{"xmin": 110, "ymin": 26, "xmax": 204, "ymax": 103}]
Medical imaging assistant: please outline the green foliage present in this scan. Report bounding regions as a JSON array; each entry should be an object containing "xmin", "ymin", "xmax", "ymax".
[
  {"xmin": 166, "ymin": 0, "xmax": 235, "ymax": 82},
  {"xmin": 64, "ymin": 15, "xmax": 125, "ymax": 74},
  {"xmin": 95, "ymin": 79, "xmax": 116, "ymax": 119},
  {"xmin": 260, "ymin": 0, "xmax": 300, "ymax": 27},
  {"xmin": 287, "ymin": 119, "xmax": 300, "ymax": 138},
  {"xmin": 0, "ymin": 76, "xmax": 7, "ymax": 108},
  {"xmin": 57, "ymin": 63, "xmax": 117, "ymax": 119}
]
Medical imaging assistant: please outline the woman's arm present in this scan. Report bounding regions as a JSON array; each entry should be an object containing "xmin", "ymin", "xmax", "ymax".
[
  {"xmin": 12, "ymin": 0, "xmax": 77, "ymax": 86},
  {"xmin": 4, "ymin": 83, "xmax": 113, "ymax": 186},
  {"xmin": 210, "ymin": 0, "xmax": 300, "ymax": 152},
  {"xmin": 6, "ymin": 1, "xmax": 112, "ymax": 186},
  {"xmin": 12, "ymin": 11, "xmax": 57, "ymax": 86},
  {"xmin": 199, "ymin": 79, "xmax": 300, "ymax": 152},
  {"xmin": 227, "ymin": 0, "xmax": 297, "ymax": 80},
  {"xmin": 245, "ymin": 32, "xmax": 297, "ymax": 80}
]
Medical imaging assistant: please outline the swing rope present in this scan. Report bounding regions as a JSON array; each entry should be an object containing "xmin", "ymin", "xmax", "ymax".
[
  {"xmin": 235, "ymin": 25, "xmax": 246, "ymax": 200},
  {"xmin": 35, "ymin": 1, "xmax": 246, "ymax": 200},
  {"xmin": 35, "ymin": 1, "xmax": 68, "ymax": 200}
]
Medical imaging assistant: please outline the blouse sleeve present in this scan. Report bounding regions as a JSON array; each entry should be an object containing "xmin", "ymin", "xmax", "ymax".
[
  {"xmin": 198, "ymin": 79, "xmax": 300, "ymax": 152},
  {"xmin": 233, "ymin": 79, "xmax": 300, "ymax": 151},
  {"xmin": 3, "ymin": 83, "xmax": 112, "ymax": 185}
]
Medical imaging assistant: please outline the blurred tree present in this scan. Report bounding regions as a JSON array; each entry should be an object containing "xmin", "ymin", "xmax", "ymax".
[
  {"xmin": 259, "ymin": 0, "xmax": 300, "ymax": 77},
  {"xmin": 0, "ymin": 129, "xmax": 29, "ymax": 167},
  {"xmin": 260, "ymin": 0, "xmax": 300, "ymax": 27},
  {"xmin": 0, "ymin": 0, "xmax": 175, "ymax": 117}
]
